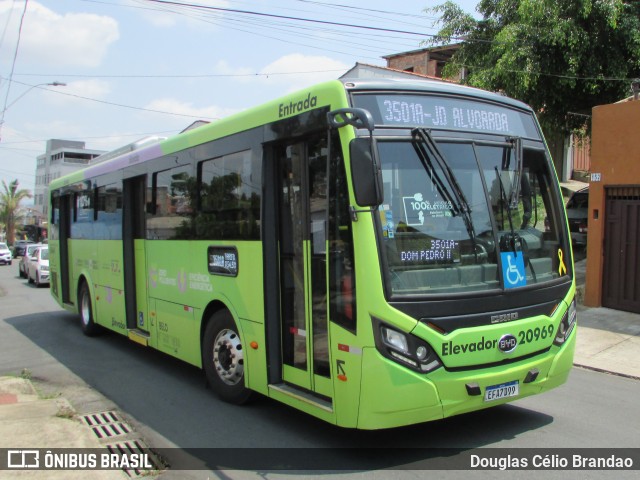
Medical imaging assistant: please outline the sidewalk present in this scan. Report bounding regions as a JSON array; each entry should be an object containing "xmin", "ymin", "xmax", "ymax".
[
  {"xmin": 1, "ymin": 258, "xmax": 638, "ymax": 477},
  {"xmin": 0, "ymin": 376, "xmax": 136, "ymax": 479},
  {"xmin": 573, "ymin": 256, "xmax": 640, "ymax": 379}
]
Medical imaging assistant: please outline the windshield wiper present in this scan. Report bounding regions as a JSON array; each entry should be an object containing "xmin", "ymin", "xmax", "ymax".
[
  {"xmin": 505, "ymin": 137, "xmax": 523, "ymax": 208},
  {"xmin": 411, "ymin": 128, "xmax": 478, "ymax": 257},
  {"xmin": 494, "ymin": 164, "xmax": 537, "ymax": 281},
  {"xmin": 494, "ymin": 166, "xmax": 519, "ymax": 254}
]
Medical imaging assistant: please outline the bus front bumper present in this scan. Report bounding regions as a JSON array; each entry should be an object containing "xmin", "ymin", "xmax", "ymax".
[{"xmin": 356, "ymin": 330, "xmax": 576, "ymax": 430}]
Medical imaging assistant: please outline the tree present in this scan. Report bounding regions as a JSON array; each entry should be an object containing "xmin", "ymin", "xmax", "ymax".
[
  {"xmin": 426, "ymin": 0, "xmax": 640, "ymax": 133},
  {"xmin": 0, "ymin": 179, "xmax": 32, "ymax": 246}
]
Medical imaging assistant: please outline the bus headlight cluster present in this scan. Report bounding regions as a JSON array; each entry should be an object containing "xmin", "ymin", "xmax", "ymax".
[
  {"xmin": 382, "ymin": 327, "xmax": 408, "ymax": 352},
  {"xmin": 374, "ymin": 319, "xmax": 442, "ymax": 373},
  {"xmin": 553, "ymin": 298, "xmax": 577, "ymax": 346}
]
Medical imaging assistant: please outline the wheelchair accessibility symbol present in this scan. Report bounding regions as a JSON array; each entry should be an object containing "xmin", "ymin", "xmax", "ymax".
[{"xmin": 501, "ymin": 251, "xmax": 527, "ymax": 288}]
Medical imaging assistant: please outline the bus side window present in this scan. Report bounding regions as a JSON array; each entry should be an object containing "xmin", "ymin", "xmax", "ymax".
[
  {"xmin": 146, "ymin": 165, "xmax": 194, "ymax": 240},
  {"xmin": 95, "ymin": 184, "xmax": 123, "ymax": 240},
  {"xmin": 71, "ymin": 190, "xmax": 94, "ymax": 239},
  {"xmin": 197, "ymin": 150, "xmax": 261, "ymax": 240},
  {"xmin": 50, "ymin": 193, "xmax": 60, "ymax": 241}
]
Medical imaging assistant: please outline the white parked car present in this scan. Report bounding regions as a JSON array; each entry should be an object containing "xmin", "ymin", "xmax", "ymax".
[
  {"xmin": 27, "ymin": 245, "xmax": 49, "ymax": 287},
  {"xmin": 0, "ymin": 242, "xmax": 12, "ymax": 266},
  {"xmin": 18, "ymin": 243, "xmax": 41, "ymax": 278}
]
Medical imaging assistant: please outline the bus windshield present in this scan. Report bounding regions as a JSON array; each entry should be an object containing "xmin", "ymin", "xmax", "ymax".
[{"xmin": 377, "ymin": 136, "xmax": 565, "ymax": 296}]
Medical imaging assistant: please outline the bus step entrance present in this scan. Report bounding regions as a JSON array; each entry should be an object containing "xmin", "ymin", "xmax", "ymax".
[
  {"xmin": 128, "ymin": 329, "xmax": 150, "ymax": 347},
  {"xmin": 269, "ymin": 383, "xmax": 333, "ymax": 413}
]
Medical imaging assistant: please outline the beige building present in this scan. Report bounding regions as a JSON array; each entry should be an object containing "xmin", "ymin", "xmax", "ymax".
[{"xmin": 34, "ymin": 139, "xmax": 105, "ymax": 217}]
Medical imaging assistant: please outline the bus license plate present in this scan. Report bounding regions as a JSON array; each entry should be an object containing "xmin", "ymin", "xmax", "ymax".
[{"xmin": 484, "ymin": 381, "xmax": 519, "ymax": 402}]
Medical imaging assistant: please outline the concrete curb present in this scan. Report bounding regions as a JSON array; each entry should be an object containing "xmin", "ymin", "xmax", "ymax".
[{"xmin": 0, "ymin": 377, "xmax": 149, "ymax": 479}]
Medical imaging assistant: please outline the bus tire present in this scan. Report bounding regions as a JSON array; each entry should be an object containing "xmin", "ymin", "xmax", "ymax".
[
  {"xmin": 78, "ymin": 281, "xmax": 100, "ymax": 337},
  {"xmin": 202, "ymin": 310, "xmax": 253, "ymax": 405}
]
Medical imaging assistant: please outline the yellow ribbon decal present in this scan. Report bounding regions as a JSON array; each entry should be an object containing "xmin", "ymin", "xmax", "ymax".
[{"xmin": 558, "ymin": 248, "xmax": 567, "ymax": 276}]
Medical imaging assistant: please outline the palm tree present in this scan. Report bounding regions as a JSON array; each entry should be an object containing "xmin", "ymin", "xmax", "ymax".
[{"xmin": 0, "ymin": 179, "xmax": 32, "ymax": 246}]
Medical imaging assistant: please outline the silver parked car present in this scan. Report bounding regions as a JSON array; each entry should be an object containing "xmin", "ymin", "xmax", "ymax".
[
  {"xmin": 18, "ymin": 243, "xmax": 41, "ymax": 278},
  {"xmin": 0, "ymin": 242, "xmax": 12, "ymax": 266},
  {"xmin": 27, "ymin": 245, "xmax": 49, "ymax": 287}
]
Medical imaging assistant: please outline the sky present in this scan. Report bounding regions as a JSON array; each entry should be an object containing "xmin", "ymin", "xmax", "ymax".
[{"xmin": 0, "ymin": 0, "xmax": 479, "ymax": 197}]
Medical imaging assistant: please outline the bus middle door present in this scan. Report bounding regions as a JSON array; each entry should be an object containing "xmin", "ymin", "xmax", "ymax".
[{"xmin": 122, "ymin": 175, "xmax": 150, "ymax": 343}]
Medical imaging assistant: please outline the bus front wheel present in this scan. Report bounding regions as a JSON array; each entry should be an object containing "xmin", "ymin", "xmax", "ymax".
[
  {"xmin": 78, "ymin": 282, "xmax": 100, "ymax": 337},
  {"xmin": 202, "ymin": 310, "xmax": 253, "ymax": 405}
]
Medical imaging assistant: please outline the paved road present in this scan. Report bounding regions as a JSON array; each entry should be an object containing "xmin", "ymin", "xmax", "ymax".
[{"xmin": 1, "ymin": 264, "xmax": 639, "ymax": 479}]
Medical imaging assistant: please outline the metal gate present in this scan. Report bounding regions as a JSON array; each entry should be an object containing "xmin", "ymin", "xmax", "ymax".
[{"xmin": 603, "ymin": 186, "xmax": 640, "ymax": 313}]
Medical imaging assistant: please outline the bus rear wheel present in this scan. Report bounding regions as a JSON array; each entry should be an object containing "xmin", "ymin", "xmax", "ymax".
[
  {"xmin": 78, "ymin": 282, "xmax": 100, "ymax": 337},
  {"xmin": 202, "ymin": 310, "xmax": 253, "ymax": 405}
]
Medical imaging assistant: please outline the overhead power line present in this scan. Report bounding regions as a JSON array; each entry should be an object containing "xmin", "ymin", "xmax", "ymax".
[
  {"xmin": 0, "ymin": 0, "xmax": 29, "ymax": 139},
  {"xmin": 0, "ymin": 76, "xmax": 219, "ymax": 120},
  {"xmin": 13, "ymin": 69, "xmax": 347, "ymax": 79},
  {"xmin": 136, "ymin": 0, "xmax": 476, "ymax": 42},
  {"xmin": 458, "ymin": 62, "xmax": 635, "ymax": 83},
  {"xmin": 13, "ymin": 65, "xmax": 637, "ymax": 84},
  {"xmin": 292, "ymin": 0, "xmax": 440, "ymax": 20}
]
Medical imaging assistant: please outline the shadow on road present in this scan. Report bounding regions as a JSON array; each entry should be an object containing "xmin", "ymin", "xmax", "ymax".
[{"xmin": 6, "ymin": 310, "xmax": 555, "ymax": 471}]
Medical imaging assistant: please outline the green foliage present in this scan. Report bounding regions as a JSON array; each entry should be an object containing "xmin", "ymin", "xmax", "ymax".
[
  {"xmin": 426, "ymin": 0, "xmax": 640, "ymax": 133},
  {"xmin": 0, "ymin": 179, "xmax": 32, "ymax": 245}
]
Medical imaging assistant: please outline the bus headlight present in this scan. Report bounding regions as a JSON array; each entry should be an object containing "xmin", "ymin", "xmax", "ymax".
[
  {"xmin": 382, "ymin": 327, "xmax": 409, "ymax": 353},
  {"xmin": 375, "ymin": 319, "xmax": 442, "ymax": 373},
  {"xmin": 554, "ymin": 298, "xmax": 577, "ymax": 346},
  {"xmin": 416, "ymin": 345, "xmax": 428, "ymax": 361}
]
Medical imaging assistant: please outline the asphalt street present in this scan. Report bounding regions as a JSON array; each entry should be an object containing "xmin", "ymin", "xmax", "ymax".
[{"xmin": 1, "ymin": 262, "xmax": 640, "ymax": 479}]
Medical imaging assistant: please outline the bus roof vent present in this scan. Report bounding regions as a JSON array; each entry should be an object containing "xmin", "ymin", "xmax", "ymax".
[{"xmin": 90, "ymin": 136, "xmax": 165, "ymax": 164}]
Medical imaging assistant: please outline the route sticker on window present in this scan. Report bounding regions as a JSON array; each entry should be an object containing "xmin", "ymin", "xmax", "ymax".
[
  {"xmin": 402, "ymin": 193, "xmax": 453, "ymax": 226},
  {"xmin": 208, "ymin": 246, "xmax": 239, "ymax": 276},
  {"xmin": 379, "ymin": 205, "xmax": 395, "ymax": 238},
  {"xmin": 501, "ymin": 251, "xmax": 527, "ymax": 288}
]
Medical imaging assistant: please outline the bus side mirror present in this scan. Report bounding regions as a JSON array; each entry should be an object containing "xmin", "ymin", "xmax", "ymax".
[
  {"xmin": 327, "ymin": 107, "xmax": 382, "ymax": 209},
  {"xmin": 350, "ymin": 137, "xmax": 383, "ymax": 207}
]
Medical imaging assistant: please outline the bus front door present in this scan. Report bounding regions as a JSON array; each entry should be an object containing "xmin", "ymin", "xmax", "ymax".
[{"xmin": 275, "ymin": 138, "xmax": 332, "ymax": 399}]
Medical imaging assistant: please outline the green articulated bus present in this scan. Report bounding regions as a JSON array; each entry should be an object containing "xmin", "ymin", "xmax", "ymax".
[{"xmin": 48, "ymin": 77, "xmax": 577, "ymax": 429}]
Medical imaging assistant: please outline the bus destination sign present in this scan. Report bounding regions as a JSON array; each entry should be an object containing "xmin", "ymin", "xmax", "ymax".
[
  {"xmin": 400, "ymin": 239, "xmax": 461, "ymax": 266},
  {"xmin": 353, "ymin": 94, "xmax": 538, "ymax": 138}
]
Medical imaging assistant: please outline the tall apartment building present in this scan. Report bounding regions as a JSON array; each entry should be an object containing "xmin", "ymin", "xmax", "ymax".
[{"xmin": 34, "ymin": 139, "xmax": 105, "ymax": 217}]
